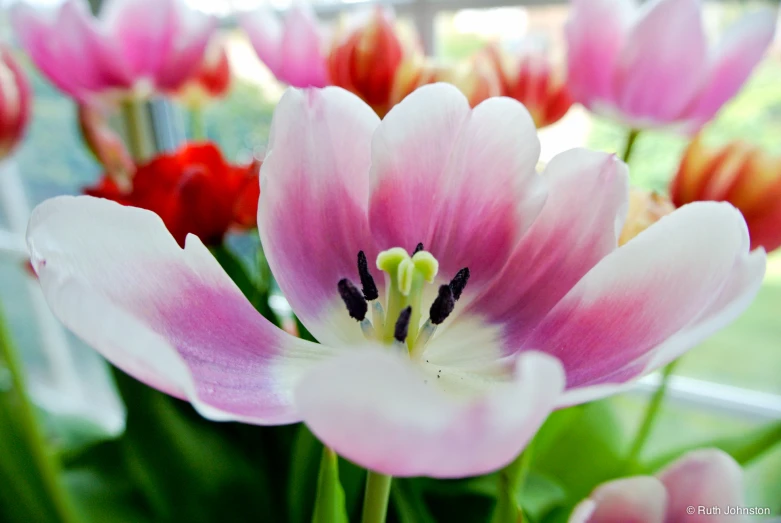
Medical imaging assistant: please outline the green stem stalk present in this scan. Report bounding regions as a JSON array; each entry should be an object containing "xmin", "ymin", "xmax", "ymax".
[
  {"xmin": 361, "ymin": 471, "xmax": 392, "ymax": 523},
  {"xmin": 189, "ymin": 105, "xmax": 207, "ymax": 141},
  {"xmin": 621, "ymin": 128, "xmax": 640, "ymax": 165},
  {"xmin": 490, "ymin": 443, "xmax": 534, "ymax": 523},
  {"xmin": 625, "ymin": 360, "xmax": 679, "ymax": 469},
  {"xmin": 0, "ymin": 305, "xmax": 80, "ymax": 523},
  {"xmin": 121, "ymin": 99, "xmax": 150, "ymax": 162}
]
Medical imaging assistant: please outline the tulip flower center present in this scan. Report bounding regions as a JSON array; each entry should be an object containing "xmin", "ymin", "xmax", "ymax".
[{"xmin": 338, "ymin": 245, "xmax": 470, "ymax": 356}]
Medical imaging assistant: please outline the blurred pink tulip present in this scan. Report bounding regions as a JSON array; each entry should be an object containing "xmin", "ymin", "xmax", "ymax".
[
  {"xmin": 0, "ymin": 46, "xmax": 31, "ymax": 159},
  {"xmin": 11, "ymin": 0, "xmax": 217, "ymax": 102},
  {"xmin": 566, "ymin": 0, "xmax": 776, "ymax": 132},
  {"xmin": 239, "ymin": 4, "xmax": 328, "ymax": 88},
  {"xmin": 570, "ymin": 449, "xmax": 745, "ymax": 523}
]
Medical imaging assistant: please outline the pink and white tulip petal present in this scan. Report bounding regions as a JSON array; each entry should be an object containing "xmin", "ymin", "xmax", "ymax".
[
  {"xmin": 525, "ymin": 202, "xmax": 762, "ymax": 392},
  {"xmin": 278, "ymin": 5, "xmax": 328, "ymax": 88},
  {"xmin": 645, "ymin": 246, "xmax": 766, "ymax": 370},
  {"xmin": 239, "ymin": 7, "xmax": 283, "ymax": 77},
  {"xmin": 613, "ymin": 0, "xmax": 707, "ymax": 123},
  {"xmin": 466, "ymin": 149, "xmax": 628, "ymax": 347},
  {"xmin": 296, "ymin": 349, "xmax": 564, "ymax": 478},
  {"xmin": 658, "ymin": 449, "xmax": 744, "ymax": 523},
  {"xmin": 681, "ymin": 10, "xmax": 777, "ymax": 130},
  {"xmin": 369, "ymin": 84, "xmax": 546, "ymax": 285},
  {"xmin": 155, "ymin": 1, "xmax": 219, "ymax": 90},
  {"xmin": 27, "ymin": 196, "xmax": 338, "ymax": 425},
  {"xmin": 12, "ymin": 1, "xmax": 133, "ymax": 100},
  {"xmin": 565, "ymin": 0, "xmax": 634, "ymax": 108},
  {"xmin": 101, "ymin": 0, "xmax": 174, "ymax": 80},
  {"xmin": 258, "ymin": 88, "xmax": 381, "ymax": 346},
  {"xmin": 569, "ymin": 477, "xmax": 667, "ymax": 523},
  {"xmin": 240, "ymin": 5, "xmax": 327, "ymax": 88}
]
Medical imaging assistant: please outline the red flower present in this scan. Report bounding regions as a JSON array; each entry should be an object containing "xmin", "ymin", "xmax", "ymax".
[
  {"xmin": 327, "ymin": 8, "xmax": 410, "ymax": 117},
  {"xmin": 484, "ymin": 45, "xmax": 572, "ymax": 128},
  {"xmin": 86, "ymin": 143, "xmax": 260, "ymax": 247}
]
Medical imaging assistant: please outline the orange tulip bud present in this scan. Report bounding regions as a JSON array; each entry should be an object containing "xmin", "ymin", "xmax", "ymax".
[
  {"xmin": 671, "ymin": 136, "xmax": 781, "ymax": 252},
  {"xmin": 328, "ymin": 8, "xmax": 411, "ymax": 117},
  {"xmin": 483, "ymin": 45, "xmax": 572, "ymax": 128},
  {"xmin": 0, "ymin": 46, "xmax": 31, "ymax": 159},
  {"xmin": 619, "ymin": 187, "xmax": 675, "ymax": 246}
]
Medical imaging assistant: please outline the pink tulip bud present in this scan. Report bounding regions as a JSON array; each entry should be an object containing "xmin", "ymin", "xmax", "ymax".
[{"xmin": 0, "ymin": 45, "xmax": 31, "ymax": 159}]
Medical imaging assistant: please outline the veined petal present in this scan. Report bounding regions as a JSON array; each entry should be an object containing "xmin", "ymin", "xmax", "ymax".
[
  {"xmin": 465, "ymin": 150, "xmax": 628, "ymax": 350},
  {"xmin": 258, "ymin": 88, "xmax": 381, "ymax": 346},
  {"xmin": 560, "ymin": 218, "xmax": 764, "ymax": 405},
  {"xmin": 526, "ymin": 202, "xmax": 760, "ymax": 391},
  {"xmin": 295, "ymin": 350, "xmax": 564, "ymax": 478},
  {"xmin": 613, "ymin": 0, "xmax": 707, "ymax": 123},
  {"xmin": 644, "ymin": 246, "xmax": 765, "ymax": 370},
  {"xmin": 369, "ymin": 83, "xmax": 545, "ymax": 287},
  {"xmin": 569, "ymin": 477, "xmax": 667, "ymax": 523},
  {"xmin": 565, "ymin": 0, "xmax": 635, "ymax": 108},
  {"xmin": 27, "ymin": 196, "xmax": 337, "ymax": 425},
  {"xmin": 682, "ymin": 10, "xmax": 776, "ymax": 130},
  {"xmin": 657, "ymin": 449, "xmax": 744, "ymax": 523}
]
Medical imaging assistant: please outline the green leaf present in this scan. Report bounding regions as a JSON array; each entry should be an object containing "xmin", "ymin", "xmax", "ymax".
[
  {"xmin": 288, "ymin": 425, "xmax": 365, "ymax": 523},
  {"xmin": 312, "ymin": 448, "xmax": 349, "ymax": 523},
  {"xmin": 391, "ymin": 479, "xmax": 437, "ymax": 523},
  {"xmin": 643, "ymin": 419, "xmax": 781, "ymax": 472},
  {"xmin": 0, "ymin": 305, "xmax": 81, "ymax": 523},
  {"xmin": 519, "ymin": 472, "xmax": 568, "ymax": 523},
  {"xmin": 110, "ymin": 369, "xmax": 276, "ymax": 523},
  {"xmin": 532, "ymin": 400, "xmax": 627, "ymax": 503},
  {"xmin": 288, "ymin": 425, "xmax": 324, "ymax": 523}
]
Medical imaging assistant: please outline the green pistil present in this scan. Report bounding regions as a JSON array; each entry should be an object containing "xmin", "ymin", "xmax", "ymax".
[{"xmin": 376, "ymin": 247, "xmax": 439, "ymax": 346}]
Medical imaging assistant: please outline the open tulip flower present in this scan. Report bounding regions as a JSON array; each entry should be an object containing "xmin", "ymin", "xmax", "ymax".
[
  {"xmin": 11, "ymin": 0, "xmax": 217, "ymax": 102},
  {"xmin": 566, "ymin": 0, "xmax": 776, "ymax": 132},
  {"xmin": 0, "ymin": 45, "xmax": 31, "ymax": 159},
  {"xmin": 671, "ymin": 136, "xmax": 781, "ymax": 253},
  {"xmin": 239, "ymin": 4, "xmax": 328, "ymax": 89},
  {"xmin": 570, "ymin": 449, "xmax": 744, "ymax": 523},
  {"xmin": 85, "ymin": 142, "xmax": 260, "ymax": 248},
  {"xmin": 485, "ymin": 45, "xmax": 572, "ymax": 128},
  {"xmin": 27, "ymin": 84, "xmax": 764, "ymax": 479}
]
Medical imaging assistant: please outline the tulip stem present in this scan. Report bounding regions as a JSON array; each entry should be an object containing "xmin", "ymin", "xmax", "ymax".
[
  {"xmin": 490, "ymin": 444, "xmax": 533, "ymax": 523},
  {"xmin": 621, "ymin": 128, "xmax": 640, "ymax": 165},
  {"xmin": 625, "ymin": 360, "xmax": 679, "ymax": 469},
  {"xmin": 189, "ymin": 106, "xmax": 207, "ymax": 141},
  {"xmin": 0, "ymin": 304, "xmax": 81, "ymax": 523},
  {"xmin": 361, "ymin": 471, "xmax": 392, "ymax": 523},
  {"xmin": 121, "ymin": 99, "xmax": 150, "ymax": 162}
]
